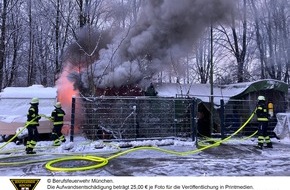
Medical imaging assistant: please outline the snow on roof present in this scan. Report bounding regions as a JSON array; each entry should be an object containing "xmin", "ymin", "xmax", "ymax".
[
  {"xmin": 0, "ymin": 85, "xmax": 57, "ymax": 123},
  {"xmin": 0, "ymin": 84, "xmax": 57, "ymax": 99},
  {"xmin": 155, "ymin": 79, "xmax": 287, "ymax": 105},
  {"xmin": 155, "ymin": 82, "xmax": 248, "ymax": 104}
]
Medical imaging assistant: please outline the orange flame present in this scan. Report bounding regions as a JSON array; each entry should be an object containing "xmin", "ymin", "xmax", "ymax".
[
  {"xmin": 56, "ymin": 65, "xmax": 81, "ymax": 135},
  {"xmin": 56, "ymin": 68, "xmax": 78, "ymax": 106}
]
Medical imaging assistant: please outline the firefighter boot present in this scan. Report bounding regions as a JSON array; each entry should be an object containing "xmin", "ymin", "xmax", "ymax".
[
  {"xmin": 53, "ymin": 139, "xmax": 61, "ymax": 146},
  {"xmin": 266, "ymin": 142, "xmax": 273, "ymax": 148},
  {"xmin": 257, "ymin": 136, "xmax": 264, "ymax": 149},
  {"xmin": 256, "ymin": 142, "xmax": 263, "ymax": 150},
  {"xmin": 26, "ymin": 147, "xmax": 36, "ymax": 154},
  {"xmin": 59, "ymin": 135, "xmax": 66, "ymax": 143},
  {"xmin": 265, "ymin": 136, "xmax": 273, "ymax": 148}
]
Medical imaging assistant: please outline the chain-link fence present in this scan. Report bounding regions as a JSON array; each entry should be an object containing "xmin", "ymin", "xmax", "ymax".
[
  {"xmin": 70, "ymin": 96, "xmax": 288, "ymax": 141},
  {"xmin": 220, "ymin": 99, "xmax": 287, "ymax": 138},
  {"xmin": 74, "ymin": 97, "xmax": 196, "ymax": 140}
]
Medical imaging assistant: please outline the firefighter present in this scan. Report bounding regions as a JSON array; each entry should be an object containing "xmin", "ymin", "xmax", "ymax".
[
  {"xmin": 50, "ymin": 102, "xmax": 66, "ymax": 146},
  {"xmin": 26, "ymin": 97, "xmax": 41, "ymax": 154},
  {"xmin": 255, "ymin": 95, "xmax": 273, "ymax": 149},
  {"xmin": 145, "ymin": 83, "xmax": 158, "ymax": 96}
]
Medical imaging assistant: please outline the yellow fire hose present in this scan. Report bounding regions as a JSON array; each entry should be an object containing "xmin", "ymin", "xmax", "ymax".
[
  {"xmin": 0, "ymin": 114, "xmax": 53, "ymax": 152},
  {"xmin": 0, "ymin": 109, "xmax": 256, "ymax": 172},
  {"xmin": 45, "ymin": 109, "xmax": 257, "ymax": 172},
  {"xmin": 0, "ymin": 117, "xmax": 38, "ymax": 151},
  {"xmin": 197, "ymin": 128, "xmax": 258, "ymax": 148}
]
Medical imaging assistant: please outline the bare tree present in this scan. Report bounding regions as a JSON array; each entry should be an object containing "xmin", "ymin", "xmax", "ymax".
[
  {"xmin": 55, "ymin": 0, "xmax": 60, "ymax": 74},
  {"xmin": 0, "ymin": 0, "xmax": 8, "ymax": 89},
  {"xmin": 249, "ymin": 0, "xmax": 290, "ymax": 82},
  {"xmin": 27, "ymin": 0, "xmax": 35, "ymax": 86},
  {"xmin": 216, "ymin": 0, "xmax": 248, "ymax": 83},
  {"xmin": 76, "ymin": 0, "xmax": 90, "ymax": 28},
  {"xmin": 231, "ymin": 0, "xmax": 248, "ymax": 83},
  {"xmin": 195, "ymin": 30, "xmax": 211, "ymax": 84},
  {"xmin": 5, "ymin": 2, "xmax": 23, "ymax": 87}
]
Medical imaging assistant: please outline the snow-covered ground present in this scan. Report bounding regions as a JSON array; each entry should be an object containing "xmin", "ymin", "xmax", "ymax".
[{"xmin": 0, "ymin": 135, "xmax": 289, "ymax": 176}]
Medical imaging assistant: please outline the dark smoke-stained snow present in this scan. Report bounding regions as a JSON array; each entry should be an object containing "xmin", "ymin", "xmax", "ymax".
[{"xmin": 81, "ymin": 0, "xmax": 235, "ymax": 89}]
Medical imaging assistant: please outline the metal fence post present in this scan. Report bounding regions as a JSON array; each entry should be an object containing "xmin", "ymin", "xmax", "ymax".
[
  {"xmin": 220, "ymin": 99, "xmax": 225, "ymax": 139},
  {"xmin": 191, "ymin": 99, "xmax": 196, "ymax": 142},
  {"xmin": 70, "ymin": 96, "xmax": 75, "ymax": 142},
  {"xmin": 133, "ymin": 105, "xmax": 137, "ymax": 139}
]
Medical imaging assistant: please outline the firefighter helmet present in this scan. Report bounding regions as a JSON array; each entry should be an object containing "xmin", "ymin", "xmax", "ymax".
[
  {"xmin": 257, "ymin": 96, "xmax": 265, "ymax": 101},
  {"xmin": 55, "ymin": 102, "xmax": 62, "ymax": 108},
  {"xmin": 30, "ymin": 97, "xmax": 39, "ymax": 104}
]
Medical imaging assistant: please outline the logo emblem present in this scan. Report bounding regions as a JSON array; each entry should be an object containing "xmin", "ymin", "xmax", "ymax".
[{"xmin": 10, "ymin": 179, "xmax": 40, "ymax": 190}]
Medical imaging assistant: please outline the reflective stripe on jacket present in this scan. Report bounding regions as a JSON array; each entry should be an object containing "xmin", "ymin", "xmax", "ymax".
[
  {"xmin": 51, "ymin": 108, "xmax": 66, "ymax": 125},
  {"xmin": 256, "ymin": 104, "xmax": 269, "ymax": 122},
  {"xmin": 27, "ymin": 105, "xmax": 39, "ymax": 125}
]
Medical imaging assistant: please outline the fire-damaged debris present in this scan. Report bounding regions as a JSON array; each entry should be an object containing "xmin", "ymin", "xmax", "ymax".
[{"xmin": 95, "ymin": 85, "xmax": 145, "ymax": 96}]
